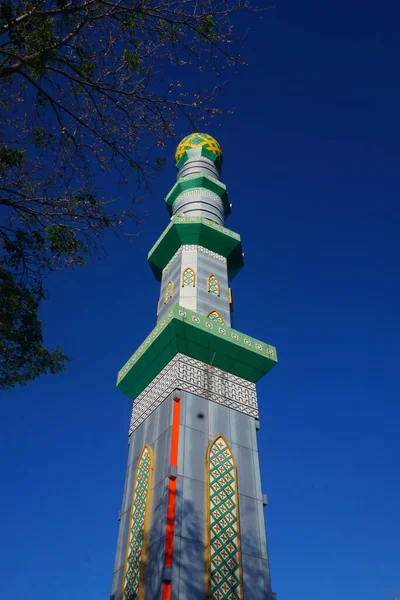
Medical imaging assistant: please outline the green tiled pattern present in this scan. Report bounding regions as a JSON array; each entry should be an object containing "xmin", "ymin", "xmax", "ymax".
[
  {"xmin": 147, "ymin": 216, "xmax": 243, "ymax": 281},
  {"xmin": 117, "ymin": 305, "xmax": 278, "ymax": 400},
  {"xmin": 209, "ymin": 437, "xmax": 242, "ymax": 600},
  {"xmin": 123, "ymin": 447, "xmax": 151, "ymax": 600}
]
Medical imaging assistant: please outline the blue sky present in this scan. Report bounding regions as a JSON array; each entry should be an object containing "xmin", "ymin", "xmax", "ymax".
[{"xmin": 1, "ymin": 1, "xmax": 400, "ymax": 599}]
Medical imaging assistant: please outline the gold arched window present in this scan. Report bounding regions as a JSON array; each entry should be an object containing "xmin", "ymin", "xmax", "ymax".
[
  {"xmin": 206, "ymin": 436, "xmax": 243, "ymax": 599},
  {"xmin": 207, "ymin": 310, "xmax": 225, "ymax": 325},
  {"xmin": 122, "ymin": 444, "xmax": 154, "ymax": 600},
  {"xmin": 182, "ymin": 267, "xmax": 195, "ymax": 287},
  {"xmin": 208, "ymin": 274, "xmax": 220, "ymax": 296},
  {"xmin": 164, "ymin": 281, "xmax": 174, "ymax": 304}
]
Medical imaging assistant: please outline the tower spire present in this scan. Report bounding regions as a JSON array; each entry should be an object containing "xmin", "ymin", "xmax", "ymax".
[{"xmin": 111, "ymin": 133, "xmax": 278, "ymax": 600}]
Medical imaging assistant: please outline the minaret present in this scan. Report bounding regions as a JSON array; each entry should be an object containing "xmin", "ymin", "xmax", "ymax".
[{"xmin": 111, "ymin": 133, "xmax": 278, "ymax": 600}]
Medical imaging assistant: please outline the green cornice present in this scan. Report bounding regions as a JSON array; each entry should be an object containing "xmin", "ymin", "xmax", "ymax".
[
  {"xmin": 147, "ymin": 216, "xmax": 244, "ymax": 281},
  {"xmin": 165, "ymin": 173, "xmax": 230, "ymax": 217},
  {"xmin": 117, "ymin": 305, "xmax": 278, "ymax": 400}
]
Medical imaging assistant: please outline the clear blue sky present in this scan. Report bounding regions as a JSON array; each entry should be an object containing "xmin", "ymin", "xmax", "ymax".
[{"xmin": 2, "ymin": 1, "xmax": 400, "ymax": 598}]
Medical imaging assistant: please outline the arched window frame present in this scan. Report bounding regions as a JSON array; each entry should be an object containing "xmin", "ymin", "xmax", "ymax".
[
  {"xmin": 182, "ymin": 267, "xmax": 196, "ymax": 288},
  {"xmin": 207, "ymin": 274, "xmax": 220, "ymax": 296},
  {"xmin": 206, "ymin": 310, "xmax": 226, "ymax": 325},
  {"xmin": 164, "ymin": 280, "xmax": 174, "ymax": 304},
  {"xmin": 122, "ymin": 444, "xmax": 154, "ymax": 600},
  {"xmin": 206, "ymin": 435, "xmax": 244, "ymax": 599}
]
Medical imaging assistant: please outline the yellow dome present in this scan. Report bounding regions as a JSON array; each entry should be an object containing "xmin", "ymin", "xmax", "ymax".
[{"xmin": 175, "ymin": 133, "xmax": 222, "ymax": 170}]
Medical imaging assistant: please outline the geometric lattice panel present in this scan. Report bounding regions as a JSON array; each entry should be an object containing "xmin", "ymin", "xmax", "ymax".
[
  {"xmin": 208, "ymin": 274, "xmax": 220, "ymax": 295},
  {"xmin": 122, "ymin": 445, "xmax": 153, "ymax": 600},
  {"xmin": 208, "ymin": 436, "xmax": 243, "ymax": 600},
  {"xmin": 128, "ymin": 353, "xmax": 258, "ymax": 434},
  {"xmin": 207, "ymin": 310, "xmax": 225, "ymax": 325},
  {"xmin": 182, "ymin": 267, "xmax": 195, "ymax": 287}
]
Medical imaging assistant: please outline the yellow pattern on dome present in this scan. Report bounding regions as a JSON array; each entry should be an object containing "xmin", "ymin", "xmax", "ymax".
[{"xmin": 175, "ymin": 133, "xmax": 222, "ymax": 163}]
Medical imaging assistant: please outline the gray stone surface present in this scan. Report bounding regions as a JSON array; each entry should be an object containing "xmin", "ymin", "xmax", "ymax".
[
  {"xmin": 110, "ymin": 566, "xmax": 124, "ymax": 600},
  {"xmin": 238, "ymin": 494, "xmax": 262, "ymax": 557},
  {"xmin": 153, "ymin": 427, "xmax": 171, "ymax": 485},
  {"xmin": 169, "ymin": 465, "xmax": 178, "ymax": 479},
  {"xmin": 182, "ymin": 427, "xmax": 207, "ymax": 483},
  {"xmin": 250, "ymin": 416, "xmax": 259, "ymax": 450},
  {"xmin": 148, "ymin": 479, "xmax": 167, "ymax": 547},
  {"xmin": 183, "ymin": 392, "xmax": 209, "ymax": 433},
  {"xmin": 171, "ymin": 534, "xmax": 181, "ymax": 600},
  {"xmin": 179, "ymin": 394, "xmax": 186, "ymax": 425},
  {"xmin": 176, "ymin": 537, "xmax": 206, "ymax": 600},
  {"xmin": 229, "ymin": 408, "xmax": 254, "ymax": 450},
  {"xmin": 162, "ymin": 565, "xmax": 173, "ymax": 582},
  {"xmin": 121, "ymin": 456, "xmax": 135, "ymax": 514},
  {"xmin": 261, "ymin": 558, "xmax": 273, "ymax": 594},
  {"xmin": 253, "ymin": 448, "xmax": 263, "ymax": 501},
  {"xmin": 144, "ymin": 538, "xmax": 165, "ymax": 600},
  {"xmin": 258, "ymin": 506, "xmax": 270, "ymax": 561},
  {"xmin": 181, "ymin": 476, "xmax": 205, "ymax": 543},
  {"xmin": 232, "ymin": 442, "xmax": 257, "ymax": 499},
  {"xmin": 112, "ymin": 508, "xmax": 130, "ymax": 573},
  {"xmin": 209, "ymin": 400, "xmax": 231, "ymax": 439},
  {"xmin": 177, "ymin": 423, "xmax": 185, "ymax": 477},
  {"xmin": 173, "ymin": 473, "xmax": 183, "ymax": 540},
  {"xmin": 155, "ymin": 395, "xmax": 173, "ymax": 440},
  {"xmin": 242, "ymin": 554, "xmax": 270, "ymax": 600}
]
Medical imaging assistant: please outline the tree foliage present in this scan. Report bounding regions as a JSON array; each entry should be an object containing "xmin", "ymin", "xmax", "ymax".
[
  {"xmin": 0, "ymin": 265, "xmax": 68, "ymax": 389},
  {"xmin": 0, "ymin": 0, "xmax": 251, "ymax": 390}
]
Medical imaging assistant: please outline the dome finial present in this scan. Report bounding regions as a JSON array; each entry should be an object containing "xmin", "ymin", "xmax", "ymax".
[{"xmin": 175, "ymin": 132, "xmax": 222, "ymax": 172}]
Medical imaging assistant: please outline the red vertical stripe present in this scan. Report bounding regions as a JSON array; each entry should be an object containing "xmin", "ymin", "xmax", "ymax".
[
  {"xmin": 170, "ymin": 397, "xmax": 181, "ymax": 467},
  {"xmin": 162, "ymin": 396, "xmax": 181, "ymax": 596},
  {"xmin": 164, "ymin": 478, "xmax": 177, "ymax": 566},
  {"xmin": 162, "ymin": 581, "xmax": 172, "ymax": 600}
]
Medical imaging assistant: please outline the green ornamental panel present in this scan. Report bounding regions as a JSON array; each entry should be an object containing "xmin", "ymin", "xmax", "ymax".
[
  {"xmin": 208, "ymin": 436, "xmax": 243, "ymax": 600},
  {"xmin": 122, "ymin": 445, "xmax": 153, "ymax": 600},
  {"xmin": 117, "ymin": 304, "xmax": 278, "ymax": 400},
  {"xmin": 148, "ymin": 216, "xmax": 244, "ymax": 281}
]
